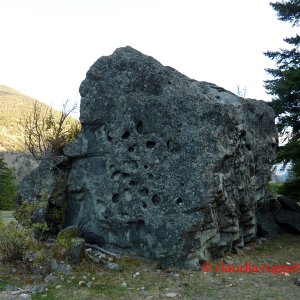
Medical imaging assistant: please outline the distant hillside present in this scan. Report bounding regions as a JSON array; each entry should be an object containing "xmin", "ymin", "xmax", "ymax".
[
  {"xmin": 0, "ymin": 84, "xmax": 79, "ymax": 183},
  {"xmin": 0, "ymin": 85, "xmax": 37, "ymax": 151},
  {"xmin": 0, "ymin": 85, "xmax": 68, "ymax": 152}
]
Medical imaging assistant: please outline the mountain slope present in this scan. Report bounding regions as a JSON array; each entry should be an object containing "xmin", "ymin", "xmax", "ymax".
[
  {"xmin": 0, "ymin": 84, "xmax": 79, "ymax": 183},
  {"xmin": 0, "ymin": 85, "xmax": 79, "ymax": 151},
  {"xmin": 0, "ymin": 85, "xmax": 58, "ymax": 151}
]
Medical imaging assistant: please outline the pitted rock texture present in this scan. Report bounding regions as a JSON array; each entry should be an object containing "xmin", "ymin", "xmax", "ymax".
[{"xmin": 17, "ymin": 46, "xmax": 277, "ymax": 267}]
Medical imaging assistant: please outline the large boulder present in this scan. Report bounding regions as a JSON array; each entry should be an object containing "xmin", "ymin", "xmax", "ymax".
[
  {"xmin": 274, "ymin": 195, "xmax": 300, "ymax": 234},
  {"xmin": 277, "ymin": 195, "xmax": 300, "ymax": 213},
  {"xmin": 17, "ymin": 46, "xmax": 277, "ymax": 267},
  {"xmin": 274, "ymin": 209, "xmax": 300, "ymax": 234},
  {"xmin": 256, "ymin": 196, "xmax": 282, "ymax": 238}
]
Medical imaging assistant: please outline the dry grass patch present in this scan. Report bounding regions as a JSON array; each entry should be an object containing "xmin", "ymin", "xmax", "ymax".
[
  {"xmin": 0, "ymin": 211, "xmax": 14, "ymax": 224},
  {"xmin": 0, "ymin": 232, "xmax": 299, "ymax": 299}
]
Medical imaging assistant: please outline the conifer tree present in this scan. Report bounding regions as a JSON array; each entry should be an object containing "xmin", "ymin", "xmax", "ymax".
[
  {"xmin": 265, "ymin": 0, "xmax": 300, "ymax": 200},
  {"xmin": 0, "ymin": 157, "xmax": 16, "ymax": 210}
]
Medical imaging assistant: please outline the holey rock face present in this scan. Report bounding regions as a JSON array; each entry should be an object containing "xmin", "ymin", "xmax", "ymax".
[{"xmin": 19, "ymin": 47, "xmax": 277, "ymax": 267}]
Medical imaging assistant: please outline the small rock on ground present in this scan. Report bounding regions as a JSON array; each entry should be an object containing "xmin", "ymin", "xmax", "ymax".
[
  {"xmin": 165, "ymin": 292, "xmax": 177, "ymax": 298},
  {"xmin": 107, "ymin": 262, "xmax": 120, "ymax": 270},
  {"xmin": 0, "ymin": 293, "xmax": 32, "ymax": 300}
]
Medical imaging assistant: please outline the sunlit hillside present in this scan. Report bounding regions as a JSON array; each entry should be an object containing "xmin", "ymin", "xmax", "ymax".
[
  {"xmin": 0, "ymin": 85, "xmax": 79, "ymax": 183},
  {"xmin": 0, "ymin": 85, "xmax": 36, "ymax": 151}
]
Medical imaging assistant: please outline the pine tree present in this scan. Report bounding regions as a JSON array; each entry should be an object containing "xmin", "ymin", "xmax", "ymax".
[
  {"xmin": 265, "ymin": 0, "xmax": 300, "ymax": 201},
  {"xmin": 0, "ymin": 157, "xmax": 16, "ymax": 210}
]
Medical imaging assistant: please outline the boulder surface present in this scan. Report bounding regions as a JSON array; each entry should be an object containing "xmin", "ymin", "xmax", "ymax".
[
  {"xmin": 274, "ymin": 195, "xmax": 300, "ymax": 234},
  {"xmin": 17, "ymin": 46, "xmax": 277, "ymax": 267}
]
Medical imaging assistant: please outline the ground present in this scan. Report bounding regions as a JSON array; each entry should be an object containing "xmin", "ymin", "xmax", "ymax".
[
  {"xmin": 0, "ymin": 211, "xmax": 14, "ymax": 224},
  {"xmin": 0, "ymin": 211, "xmax": 299, "ymax": 299}
]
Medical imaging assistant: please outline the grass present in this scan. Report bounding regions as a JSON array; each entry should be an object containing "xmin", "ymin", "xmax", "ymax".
[
  {"xmin": 0, "ymin": 210, "xmax": 14, "ymax": 224},
  {"xmin": 0, "ymin": 232, "xmax": 299, "ymax": 299}
]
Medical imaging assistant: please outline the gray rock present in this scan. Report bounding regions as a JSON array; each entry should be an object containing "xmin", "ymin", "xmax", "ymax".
[
  {"xmin": 295, "ymin": 277, "xmax": 300, "ymax": 286},
  {"xmin": 57, "ymin": 225, "xmax": 81, "ymax": 239},
  {"xmin": 165, "ymin": 293, "xmax": 178, "ymax": 298},
  {"xmin": 50, "ymin": 259, "xmax": 73, "ymax": 275},
  {"xmin": 70, "ymin": 238, "xmax": 86, "ymax": 264},
  {"xmin": 83, "ymin": 231, "xmax": 105, "ymax": 244},
  {"xmin": 184, "ymin": 258, "xmax": 199, "ymax": 270},
  {"xmin": 277, "ymin": 195, "xmax": 300, "ymax": 212},
  {"xmin": 255, "ymin": 195, "xmax": 300, "ymax": 236},
  {"xmin": 256, "ymin": 197, "xmax": 282, "ymax": 238},
  {"xmin": 31, "ymin": 284, "xmax": 45, "ymax": 294},
  {"xmin": 107, "ymin": 262, "xmax": 120, "ymax": 270},
  {"xmin": 224, "ymin": 258, "xmax": 234, "ymax": 265},
  {"xmin": 5, "ymin": 285, "xmax": 19, "ymax": 291},
  {"xmin": 31, "ymin": 207, "xmax": 47, "ymax": 224},
  {"xmin": 19, "ymin": 294, "xmax": 32, "ymax": 300},
  {"xmin": 44, "ymin": 274, "xmax": 59, "ymax": 284},
  {"xmin": 274, "ymin": 208, "xmax": 300, "ymax": 234},
  {"xmin": 16, "ymin": 46, "xmax": 277, "ymax": 267}
]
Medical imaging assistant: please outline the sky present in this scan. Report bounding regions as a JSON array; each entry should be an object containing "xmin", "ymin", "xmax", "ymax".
[{"xmin": 0, "ymin": 0, "xmax": 298, "ymax": 115}]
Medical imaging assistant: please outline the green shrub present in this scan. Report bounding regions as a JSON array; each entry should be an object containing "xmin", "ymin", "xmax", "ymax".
[
  {"xmin": 279, "ymin": 176, "xmax": 300, "ymax": 201},
  {"xmin": 15, "ymin": 200, "xmax": 48, "ymax": 227},
  {"xmin": 0, "ymin": 220, "xmax": 31, "ymax": 263},
  {"xmin": 0, "ymin": 157, "xmax": 16, "ymax": 210},
  {"xmin": 53, "ymin": 226, "xmax": 80, "ymax": 260},
  {"xmin": 14, "ymin": 199, "xmax": 49, "ymax": 241},
  {"xmin": 19, "ymin": 100, "xmax": 81, "ymax": 160},
  {"xmin": 267, "ymin": 182, "xmax": 283, "ymax": 197}
]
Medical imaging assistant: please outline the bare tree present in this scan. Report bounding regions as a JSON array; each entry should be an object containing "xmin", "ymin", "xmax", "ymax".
[
  {"xmin": 19, "ymin": 100, "xmax": 80, "ymax": 160},
  {"xmin": 236, "ymin": 85, "xmax": 248, "ymax": 99}
]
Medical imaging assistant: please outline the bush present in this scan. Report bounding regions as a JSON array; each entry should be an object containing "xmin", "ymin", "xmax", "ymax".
[
  {"xmin": 0, "ymin": 220, "xmax": 31, "ymax": 263},
  {"xmin": 267, "ymin": 182, "xmax": 283, "ymax": 197},
  {"xmin": 53, "ymin": 226, "xmax": 80, "ymax": 260},
  {"xmin": 279, "ymin": 176, "xmax": 300, "ymax": 201},
  {"xmin": 0, "ymin": 157, "xmax": 16, "ymax": 210},
  {"xmin": 18, "ymin": 100, "xmax": 80, "ymax": 160},
  {"xmin": 14, "ymin": 198, "xmax": 49, "ymax": 240}
]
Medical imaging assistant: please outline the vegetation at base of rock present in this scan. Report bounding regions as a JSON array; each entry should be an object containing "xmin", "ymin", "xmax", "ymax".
[
  {"xmin": 14, "ymin": 198, "xmax": 49, "ymax": 234},
  {"xmin": 53, "ymin": 227, "xmax": 80, "ymax": 260},
  {"xmin": 19, "ymin": 100, "xmax": 81, "ymax": 160},
  {"xmin": 48, "ymin": 206, "xmax": 66, "ymax": 227},
  {"xmin": 267, "ymin": 182, "xmax": 283, "ymax": 197},
  {"xmin": 0, "ymin": 220, "xmax": 31, "ymax": 263},
  {"xmin": 0, "ymin": 233, "xmax": 299, "ymax": 299},
  {"xmin": 0, "ymin": 157, "xmax": 16, "ymax": 210},
  {"xmin": 57, "ymin": 227, "xmax": 79, "ymax": 247},
  {"xmin": 265, "ymin": 0, "xmax": 300, "ymax": 201}
]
